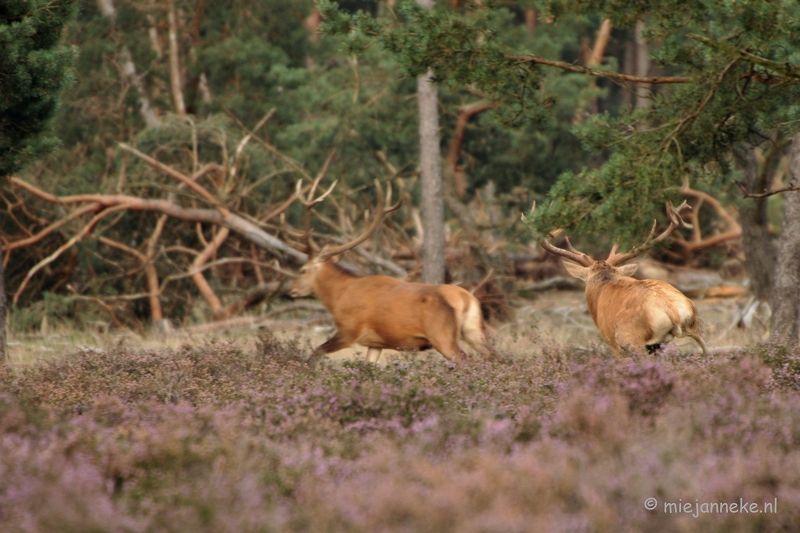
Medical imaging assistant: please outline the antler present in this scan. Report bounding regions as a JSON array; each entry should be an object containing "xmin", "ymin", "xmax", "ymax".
[
  {"xmin": 531, "ymin": 202, "xmax": 595, "ymax": 266},
  {"xmin": 539, "ymin": 235, "xmax": 595, "ymax": 267},
  {"xmin": 317, "ymin": 179, "xmax": 401, "ymax": 261},
  {"xmin": 283, "ymin": 150, "xmax": 338, "ymax": 255},
  {"xmin": 606, "ymin": 201, "xmax": 693, "ymax": 266}
]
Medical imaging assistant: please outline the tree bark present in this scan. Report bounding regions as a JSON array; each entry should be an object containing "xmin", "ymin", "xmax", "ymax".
[
  {"xmin": 167, "ymin": 0, "xmax": 186, "ymax": 115},
  {"xmin": 416, "ymin": 0, "xmax": 445, "ymax": 285},
  {"xmin": 634, "ymin": 20, "xmax": 652, "ymax": 109},
  {"xmin": 97, "ymin": 0, "xmax": 161, "ymax": 128},
  {"xmin": 738, "ymin": 146, "xmax": 777, "ymax": 303},
  {"xmin": 770, "ymin": 134, "xmax": 800, "ymax": 345}
]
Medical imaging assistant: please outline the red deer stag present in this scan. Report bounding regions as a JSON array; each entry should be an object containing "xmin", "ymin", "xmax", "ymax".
[
  {"xmin": 288, "ymin": 181, "xmax": 494, "ymax": 363},
  {"xmin": 538, "ymin": 201, "xmax": 708, "ymax": 357}
]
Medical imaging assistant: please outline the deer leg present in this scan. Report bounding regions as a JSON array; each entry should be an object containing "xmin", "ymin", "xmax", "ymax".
[
  {"xmin": 614, "ymin": 329, "xmax": 646, "ymax": 359},
  {"xmin": 428, "ymin": 331, "xmax": 464, "ymax": 363},
  {"xmin": 365, "ymin": 347, "xmax": 382, "ymax": 363},
  {"xmin": 463, "ymin": 330, "xmax": 495, "ymax": 360},
  {"xmin": 688, "ymin": 331, "xmax": 709, "ymax": 355},
  {"xmin": 646, "ymin": 343, "xmax": 662, "ymax": 355},
  {"xmin": 317, "ymin": 329, "xmax": 356, "ymax": 355}
]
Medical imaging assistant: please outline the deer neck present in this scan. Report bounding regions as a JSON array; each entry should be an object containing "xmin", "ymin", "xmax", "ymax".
[
  {"xmin": 312, "ymin": 261, "xmax": 359, "ymax": 310},
  {"xmin": 584, "ymin": 271, "xmax": 619, "ymax": 319}
]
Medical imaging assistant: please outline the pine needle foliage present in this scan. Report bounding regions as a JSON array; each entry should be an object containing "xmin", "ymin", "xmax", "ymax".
[
  {"xmin": 320, "ymin": 0, "xmax": 800, "ymax": 247},
  {"xmin": 0, "ymin": 0, "xmax": 78, "ymax": 178}
]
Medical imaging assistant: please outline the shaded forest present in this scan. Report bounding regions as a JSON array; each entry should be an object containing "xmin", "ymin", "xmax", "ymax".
[{"xmin": 3, "ymin": 0, "xmax": 799, "ymax": 340}]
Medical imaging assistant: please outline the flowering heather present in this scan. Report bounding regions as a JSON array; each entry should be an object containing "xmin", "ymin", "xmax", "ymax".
[{"xmin": 1, "ymin": 333, "xmax": 799, "ymax": 531}]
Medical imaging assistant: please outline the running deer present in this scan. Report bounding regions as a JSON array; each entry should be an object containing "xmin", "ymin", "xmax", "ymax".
[
  {"xmin": 288, "ymin": 180, "xmax": 494, "ymax": 363},
  {"xmin": 538, "ymin": 201, "xmax": 708, "ymax": 357}
]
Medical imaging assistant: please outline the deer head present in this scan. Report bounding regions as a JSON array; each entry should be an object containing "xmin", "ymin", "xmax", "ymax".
[
  {"xmin": 289, "ymin": 179, "xmax": 400, "ymax": 298},
  {"xmin": 539, "ymin": 200, "xmax": 693, "ymax": 280}
]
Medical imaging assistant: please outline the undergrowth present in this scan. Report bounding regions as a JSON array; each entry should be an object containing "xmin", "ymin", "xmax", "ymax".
[{"xmin": 0, "ymin": 333, "xmax": 799, "ymax": 532}]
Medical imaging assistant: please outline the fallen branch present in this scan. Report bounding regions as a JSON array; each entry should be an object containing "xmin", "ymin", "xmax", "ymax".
[
  {"xmin": 671, "ymin": 187, "xmax": 742, "ymax": 255},
  {"xmin": 191, "ymin": 226, "xmax": 230, "ymax": 316},
  {"xmin": 14, "ymin": 203, "xmax": 133, "ymax": 304},
  {"xmin": 8, "ymin": 176, "xmax": 307, "ymax": 262},
  {"xmin": 3, "ymin": 202, "xmax": 101, "ymax": 253}
]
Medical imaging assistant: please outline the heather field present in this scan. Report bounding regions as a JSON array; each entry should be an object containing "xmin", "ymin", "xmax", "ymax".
[{"xmin": 2, "ymin": 310, "xmax": 800, "ymax": 532}]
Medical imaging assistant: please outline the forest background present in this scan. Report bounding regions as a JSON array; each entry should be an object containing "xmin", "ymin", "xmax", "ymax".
[{"xmin": 3, "ymin": 0, "xmax": 800, "ymax": 349}]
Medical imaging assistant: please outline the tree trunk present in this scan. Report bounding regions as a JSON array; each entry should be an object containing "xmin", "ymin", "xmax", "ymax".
[
  {"xmin": 167, "ymin": 0, "xmax": 186, "ymax": 115},
  {"xmin": 621, "ymin": 31, "xmax": 635, "ymax": 108},
  {"xmin": 416, "ymin": 0, "xmax": 445, "ymax": 284},
  {"xmin": 770, "ymin": 134, "xmax": 800, "ymax": 345},
  {"xmin": 634, "ymin": 20, "xmax": 651, "ymax": 109},
  {"xmin": 97, "ymin": 0, "xmax": 161, "ymax": 128},
  {"xmin": 0, "ymin": 243, "xmax": 7, "ymax": 362},
  {"xmin": 739, "ymin": 146, "xmax": 777, "ymax": 303}
]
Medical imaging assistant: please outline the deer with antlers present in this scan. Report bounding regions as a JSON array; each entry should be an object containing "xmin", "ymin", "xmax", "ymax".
[
  {"xmin": 538, "ymin": 201, "xmax": 708, "ymax": 357},
  {"xmin": 287, "ymin": 179, "xmax": 494, "ymax": 364}
]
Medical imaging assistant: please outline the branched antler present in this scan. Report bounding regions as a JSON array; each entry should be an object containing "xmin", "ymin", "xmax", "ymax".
[
  {"xmin": 534, "ymin": 201, "xmax": 693, "ymax": 266},
  {"xmin": 606, "ymin": 201, "xmax": 693, "ymax": 265},
  {"xmin": 316, "ymin": 180, "xmax": 401, "ymax": 261}
]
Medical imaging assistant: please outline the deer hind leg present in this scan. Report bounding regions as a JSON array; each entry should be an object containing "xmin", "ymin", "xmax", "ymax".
[
  {"xmin": 461, "ymin": 300, "xmax": 495, "ymax": 359},
  {"xmin": 421, "ymin": 294, "xmax": 465, "ymax": 362},
  {"xmin": 428, "ymin": 327, "xmax": 465, "ymax": 362},
  {"xmin": 365, "ymin": 347, "xmax": 382, "ymax": 363},
  {"xmin": 687, "ymin": 331, "xmax": 708, "ymax": 355}
]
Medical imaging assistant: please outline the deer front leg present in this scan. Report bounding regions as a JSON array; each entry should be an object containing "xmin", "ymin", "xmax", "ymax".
[{"xmin": 317, "ymin": 329, "xmax": 357, "ymax": 355}]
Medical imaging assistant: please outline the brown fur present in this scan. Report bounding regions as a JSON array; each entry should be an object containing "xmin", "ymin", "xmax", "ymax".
[
  {"xmin": 289, "ymin": 259, "xmax": 494, "ymax": 363},
  {"xmin": 563, "ymin": 260, "xmax": 708, "ymax": 357}
]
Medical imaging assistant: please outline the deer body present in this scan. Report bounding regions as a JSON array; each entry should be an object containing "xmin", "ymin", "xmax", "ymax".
[
  {"xmin": 539, "ymin": 201, "xmax": 709, "ymax": 357},
  {"xmin": 566, "ymin": 260, "xmax": 707, "ymax": 355},
  {"xmin": 286, "ymin": 179, "xmax": 493, "ymax": 363},
  {"xmin": 290, "ymin": 259, "xmax": 492, "ymax": 362}
]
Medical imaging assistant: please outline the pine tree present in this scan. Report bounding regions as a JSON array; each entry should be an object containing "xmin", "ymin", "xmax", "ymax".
[{"xmin": 0, "ymin": 0, "xmax": 78, "ymax": 360}]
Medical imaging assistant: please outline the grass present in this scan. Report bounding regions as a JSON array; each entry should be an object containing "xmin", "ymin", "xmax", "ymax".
[{"xmin": 1, "ymin": 325, "xmax": 800, "ymax": 532}]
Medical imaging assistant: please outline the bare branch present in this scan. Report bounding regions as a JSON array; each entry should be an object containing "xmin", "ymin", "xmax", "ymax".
[
  {"xmin": 191, "ymin": 227, "xmax": 230, "ymax": 315},
  {"xmin": 688, "ymin": 33, "xmax": 800, "ymax": 81},
  {"xmin": 670, "ymin": 187, "xmax": 742, "ymax": 255},
  {"xmin": 118, "ymin": 143, "xmax": 228, "ymax": 214},
  {"xmin": 508, "ymin": 53, "xmax": 692, "ymax": 85},
  {"xmin": 231, "ymin": 108, "xmax": 276, "ymax": 180},
  {"xmin": 167, "ymin": 0, "xmax": 186, "ymax": 114},
  {"xmin": 4, "ymin": 203, "xmax": 101, "ymax": 253},
  {"xmin": 446, "ymin": 100, "xmax": 497, "ymax": 197},
  {"xmin": 736, "ymin": 181, "xmax": 800, "ymax": 198},
  {"xmin": 14, "ymin": 204, "xmax": 133, "ymax": 305},
  {"xmin": 8, "ymin": 176, "xmax": 308, "ymax": 262}
]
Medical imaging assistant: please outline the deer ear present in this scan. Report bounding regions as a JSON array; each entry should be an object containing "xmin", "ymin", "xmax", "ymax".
[
  {"xmin": 562, "ymin": 260, "xmax": 590, "ymax": 281},
  {"xmin": 617, "ymin": 263, "xmax": 638, "ymax": 277}
]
